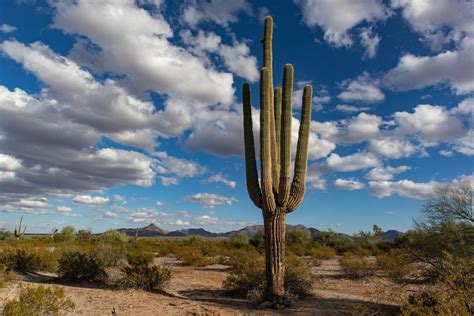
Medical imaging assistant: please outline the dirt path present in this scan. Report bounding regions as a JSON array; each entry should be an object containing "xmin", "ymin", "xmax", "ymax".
[{"xmin": 0, "ymin": 258, "xmax": 405, "ymax": 315}]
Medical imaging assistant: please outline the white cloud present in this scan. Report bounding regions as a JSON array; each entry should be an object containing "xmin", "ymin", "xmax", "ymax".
[
  {"xmin": 0, "ymin": 24, "xmax": 16, "ymax": 33},
  {"xmin": 186, "ymin": 192, "xmax": 237, "ymax": 208},
  {"xmin": 294, "ymin": 0, "xmax": 389, "ymax": 47},
  {"xmin": 174, "ymin": 219, "xmax": 190, "ymax": 226},
  {"xmin": 0, "ymin": 154, "xmax": 22, "ymax": 171},
  {"xmin": 359, "ymin": 27, "xmax": 380, "ymax": 59},
  {"xmin": 383, "ymin": 37, "xmax": 474, "ymax": 94},
  {"xmin": 439, "ymin": 149, "xmax": 453, "ymax": 157},
  {"xmin": 394, "ymin": 104, "xmax": 466, "ymax": 146},
  {"xmin": 369, "ymin": 179, "xmax": 438, "ymax": 199},
  {"xmin": 369, "ymin": 138, "xmax": 424, "ymax": 159},
  {"xmin": 181, "ymin": 30, "xmax": 258, "ymax": 82},
  {"xmin": 365, "ymin": 165, "xmax": 411, "ymax": 181},
  {"xmin": 20, "ymin": 198, "xmax": 49, "ymax": 208},
  {"xmin": 333, "ymin": 178, "xmax": 365, "ymax": 190},
  {"xmin": 156, "ymin": 200, "xmax": 163, "ymax": 206},
  {"xmin": 57, "ymin": 206, "xmax": 72, "ymax": 213},
  {"xmin": 201, "ymin": 173, "xmax": 237, "ymax": 188},
  {"xmin": 392, "ymin": 0, "xmax": 474, "ymax": 50},
  {"xmin": 73, "ymin": 195, "xmax": 110, "ymax": 205},
  {"xmin": 182, "ymin": 0, "xmax": 251, "ymax": 28},
  {"xmin": 317, "ymin": 152, "xmax": 380, "ymax": 174},
  {"xmin": 453, "ymin": 129, "xmax": 474, "ymax": 155},
  {"xmin": 335, "ymin": 104, "xmax": 372, "ymax": 113},
  {"xmin": 338, "ymin": 73, "xmax": 385, "ymax": 103},
  {"xmin": 54, "ymin": 0, "xmax": 235, "ymax": 105},
  {"xmin": 153, "ymin": 151, "xmax": 206, "ymax": 185}
]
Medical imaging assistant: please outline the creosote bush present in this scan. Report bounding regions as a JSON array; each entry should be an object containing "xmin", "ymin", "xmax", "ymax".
[
  {"xmin": 3, "ymin": 285, "xmax": 75, "ymax": 316},
  {"xmin": 223, "ymin": 253, "xmax": 312, "ymax": 303},
  {"xmin": 119, "ymin": 252, "xmax": 171, "ymax": 291},
  {"xmin": 58, "ymin": 250, "xmax": 106, "ymax": 283},
  {"xmin": 0, "ymin": 247, "xmax": 58, "ymax": 273},
  {"xmin": 99, "ymin": 230, "xmax": 129, "ymax": 244},
  {"xmin": 339, "ymin": 254, "xmax": 376, "ymax": 279},
  {"xmin": 376, "ymin": 249, "xmax": 413, "ymax": 281}
]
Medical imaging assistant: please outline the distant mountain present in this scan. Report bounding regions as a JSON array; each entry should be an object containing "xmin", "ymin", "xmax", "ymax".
[
  {"xmin": 381, "ymin": 230, "xmax": 403, "ymax": 242},
  {"xmin": 116, "ymin": 223, "xmax": 402, "ymax": 241},
  {"xmin": 117, "ymin": 223, "xmax": 168, "ymax": 237}
]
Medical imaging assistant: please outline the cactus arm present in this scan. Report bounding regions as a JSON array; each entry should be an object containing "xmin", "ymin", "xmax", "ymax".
[
  {"xmin": 277, "ymin": 65, "xmax": 293, "ymax": 207},
  {"xmin": 287, "ymin": 85, "xmax": 312, "ymax": 212},
  {"xmin": 274, "ymin": 87, "xmax": 282, "ymax": 159},
  {"xmin": 260, "ymin": 67, "xmax": 276, "ymax": 213},
  {"xmin": 243, "ymin": 83, "xmax": 262, "ymax": 208},
  {"xmin": 262, "ymin": 16, "xmax": 279, "ymax": 192}
]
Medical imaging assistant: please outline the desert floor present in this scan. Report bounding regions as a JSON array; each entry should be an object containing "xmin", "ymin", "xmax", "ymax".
[{"xmin": 0, "ymin": 257, "xmax": 419, "ymax": 315}]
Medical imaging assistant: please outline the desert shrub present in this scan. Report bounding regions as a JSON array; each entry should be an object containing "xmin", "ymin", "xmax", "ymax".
[
  {"xmin": 119, "ymin": 253, "xmax": 171, "ymax": 291},
  {"xmin": 286, "ymin": 228, "xmax": 311, "ymax": 247},
  {"xmin": 0, "ymin": 263, "xmax": 20, "ymax": 288},
  {"xmin": 98, "ymin": 230, "xmax": 129, "ymax": 244},
  {"xmin": 223, "ymin": 253, "xmax": 312, "ymax": 302},
  {"xmin": 3, "ymin": 285, "xmax": 75, "ymax": 316},
  {"xmin": 376, "ymin": 250, "xmax": 413, "ymax": 280},
  {"xmin": 175, "ymin": 247, "xmax": 213, "ymax": 267},
  {"xmin": 0, "ymin": 229, "xmax": 12, "ymax": 240},
  {"xmin": 90, "ymin": 243, "xmax": 127, "ymax": 268},
  {"xmin": 0, "ymin": 247, "xmax": 58, "ymax": 273},
  {"xmin": 58, "ymin": 250, "xmax": 106, "ymax": 282},
  {"xmin": 77, "ymin": 229, "xmax": 93, "ymax": 242},
  {"xmin": 250, "ymin": 229, "xmax": 265, "ymax": 251},
  {"xmin": 225, "ymin": 233, "xmax": 250, "ymax": 249},
  {"xmin": 53, "ymin": 226, "xmax": 76, "ymax": 243},
  {"xmin": 307, "ymin": 245, "xmax": 336, "ymax": 260},
  {"xmin": 403, "ymin": 253, "xmax": 473, "ymax": 315},
  {"xmin": 339, "ymin": 254, "xmax": 376, "ymax": 278},
  {"xmin": 314, "ymin": 230, "xmax": 353, "ymax": 254}
]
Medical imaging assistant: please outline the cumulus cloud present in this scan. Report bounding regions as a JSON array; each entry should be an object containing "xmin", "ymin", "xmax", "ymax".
[
  {"xmin": 73, "ymin": 195, "xmax": 110, "ymax": 205},
  {"xmin": 186, "ymin": 192, "xmax": 237, "ymax": 208},
  {"xmin": 365, "ymin": 165, "xmax": 411, "ymax": 181},
  {"xmin": 359, "ymin": 27, "xmax": 380, "ymax": 59},
  {"xmin": 180, "ymin": 30, "xmax": 258, "ymax": 82},
  {"xmin": 181, "ymin": 0, "xmax": 251, "ymax": 28},
  {"xmin": 394, "ymin": 104, "xmax": 466, "ymax": 146},
  {"xmin": 333, "ymin": 178, "xmax": 365, "ymax": 190},
  {"xmin": 392, "ymin": 0, "xmax": 474, "ymax": 50},
  {"xmin": 201, "ymin": 173, "xmax": 237, "ymax": 188},
  {"xmin": 335, "ymin": 104, "xmax": 372, "ymax": 113},
  {"xmin": 369, "ymin": 138, "xmax": 424, "ymax": 159},
  {"xmin": 294, "ymin": 0, "xmax": 389, "ymax": 47},
  {"xmin": 315, "ymin": 152, "xmax": 380, "ymax": 175},
  {"xmin": 383, "ymin": 37, "xmax": 474, "ymax": 94},
  {"xmin": 153, "ymin": 151, "xmax": 206, "ymax": 185},
  {"xmin": 369, "ymin": 179, "xmax": 438, "ymax": 199},
  {"xmin": 338, "ymin": 73, "xmax": 385, "ymax": 103},
  {"xmin": 0, "ymin": 24, "xmax": 16, "ymax": 33}
]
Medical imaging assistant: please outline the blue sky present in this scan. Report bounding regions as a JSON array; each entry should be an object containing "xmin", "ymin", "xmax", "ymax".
[{"xmin": 0, "ymin": 0, "xmax": 472, "ymax": 234}]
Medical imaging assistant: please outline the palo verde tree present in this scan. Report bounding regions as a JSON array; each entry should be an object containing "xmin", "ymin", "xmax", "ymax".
[{"xmin": 242, "ymin": 16, "xmax": 312, "ymax": 305}]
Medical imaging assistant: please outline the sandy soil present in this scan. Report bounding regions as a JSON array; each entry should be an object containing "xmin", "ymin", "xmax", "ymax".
[{"xmin": 0, "ymin": 257, "xmax": 411, "ymax": 315}]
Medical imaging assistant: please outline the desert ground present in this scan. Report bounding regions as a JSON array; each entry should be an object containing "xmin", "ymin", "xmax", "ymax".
[{"xmin": 0, "ymin": 256, "xmax": 415, "ymax": 315}]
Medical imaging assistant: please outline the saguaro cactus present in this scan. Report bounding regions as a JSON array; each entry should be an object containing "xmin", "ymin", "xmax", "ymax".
[
  {"xmin": 14, "ymin": 215, "xmax": 27, "ymax": 238},
  {"xmin": 243, "ymin": 16, "xmax": 312, "ymax": 305}
]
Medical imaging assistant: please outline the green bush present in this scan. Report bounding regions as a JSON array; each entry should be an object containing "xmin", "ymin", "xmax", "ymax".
[
  {"xmin": 223, "ymin": 253, "xmax": 313, "ymax": 302},
  {"xmin": 57, "ymin": 251, "xmax": 106, "ymax": 282},
  {"xmin": 3, "ymin": 285, "xmax": 75, "ymax": 316},
  {"xmin": 120, "ymin": 253, "xmax": 171, "ymax": 291},
  {"xmin": 314, "ymin": 231, "xmax": 353, "ymax": 254},
  {"xmin": 225, "ymin": 233, "xmax": 250, "ymax": 249},
  {"xmin": 98, "ymin": 230, "xmax": 129, "ymax": 244},
  {"xmin": 53, "ymin": 226, "xmax": 76, "ymax": 242},
  {"xmin": 339, "ymin": 254, "xmax": 376, "ymax": 279},
  {"xmin": 376, "ymin": 250, "xmax": 413, "ymax": 280},
  {"xmin": 307, "ymin": 245, "xmax": 336, "ymax": 260},
  {"xmin": 0, "ymin": 247, "xmax": 58, "ymax": 273},
  {"xmin": 77, "ymin": 229, "xmax": 93, "ymax": 242},
  {"xmin": 286, "ymin": 228, "xmax": 311, "ymax": 247},
  {"xmin": 0, "ymin": 263, "xmax": 20, "ymax": 288},
  {"xmin": 175, "ymin": 247, "xmax": 216, "ymax": 267}
]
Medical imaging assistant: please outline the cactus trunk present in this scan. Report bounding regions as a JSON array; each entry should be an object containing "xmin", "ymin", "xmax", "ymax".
[
  {"xmin": 242, "ymin": 16, "xmax": 312, "ymax": 306},
  {"xmin": 263, "ymin": 210, "xmax": 286, "ymax": 302}
]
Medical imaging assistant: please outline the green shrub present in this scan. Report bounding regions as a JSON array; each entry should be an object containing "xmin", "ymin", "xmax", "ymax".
[
  {"xmin": 53, "ymin": 226, "xmax": 76, "ymax": 242},
  {"xmin": 0, "ymin": 263, "xmax": 20, "ymax": 288},
  {"xmin": 250, "ymin": 229, "xmax": 265, "ymax": 251},
  {"xmin": 3, "ymin": 285, "xmax": 75, "ymax": 316},
  {"xmin": 98, "ymin": 230, "xmax": 129, "ymax": 244},
  {"xmin": 58, "ymin": 251, "xmax": 106, "ymax": 282},
  {"xmin": 90, "ymin": 243, "xmax": 127, "ymax": 268},
  {"xmin": 314, "ymin": 231, "xmax": 353, "ymax": 254},
  {"xmin": 120, "ymin": 253, "xmax": 171, "ymax": 291},
  {"xmin": 175, "ymin": 247, "xmax": 215, "ymax": 267},
  {"xmin": 223, "ymin": 253, "xmax": 312, "ymax": 302},
  {"xmin": 0, "ymin": 247, "xmax": 58, "ymax": 273},
  {"xmin": 226, "ymin": 233, "xmax": 250, "ymax": 249},
  {"xmin": 77, "ymin": 229, "xmax": 93, "ymax": 242},
  {"xmin": 339, "ymin": 254, "xmax": 376, "ymax": 279},
  {"xmin": 307, "ymin": 245, "xmax": 336, "ymax": 260},
  {"xmin": 376, "ymin": 250, "xmax": 413, "ymax": 280},
  {"xmin": 286, "ymin": 228, "xmax": 311, "ymax": 247}
]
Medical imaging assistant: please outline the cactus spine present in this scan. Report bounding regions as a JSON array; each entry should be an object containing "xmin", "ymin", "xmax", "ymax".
[
  {"xmin": 243, "ymin": 16, "xmax": 312, "ymax": 305},
  {"xmin": 14, "ymin": 215, "xmax": 27, "ymax": 238}
]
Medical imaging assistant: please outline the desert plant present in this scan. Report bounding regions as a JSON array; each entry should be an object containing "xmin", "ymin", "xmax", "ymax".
[
  {"xmin": 175, "ymin": 247, "xmax": 214, "ymax": 267},
  {"xmin": 57, "ymin": 250, "xmax": 106, "ymax": 282},
  {"xmin": 53, "ymin": 226, "xmax": 76, "ymax": 242},
  {"xmin": 242, "ymin": 15, "xmax": 312, "ymax": 305},
  {"xmin": 339, "ymin": 254, "xmax": 376, "ymax": 279},
  {"xmin": 77, "ymin": 229, "xmax": 93, "ymax": 242},
  {"xmin": 98, "ymin": 230, "xmax": 129, "ymax": 244},
  {"xmin": 0, "ymin": 247, "xmax": 58, "ymax": 273},
  {"xmin": 376, "ymin": 249, "xmax": 413, "ymax": 281},
  {"xmin": 120, "ymin": 253, "xmax": 171, "ymax": 291},
  {"xmin": 0, "ymin": 263, "xmax": 20, "ymax": 288},
  {"xmin": 3, "ymin": 285, "xmax": 75, "ymax": 316},
  {"xmin": 14, "ymin": 216, "xmax": 27, "ymax": 239},
  {"xmin": 308, "ymin": 245, "xmax": 336, "ymax": 260}
]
